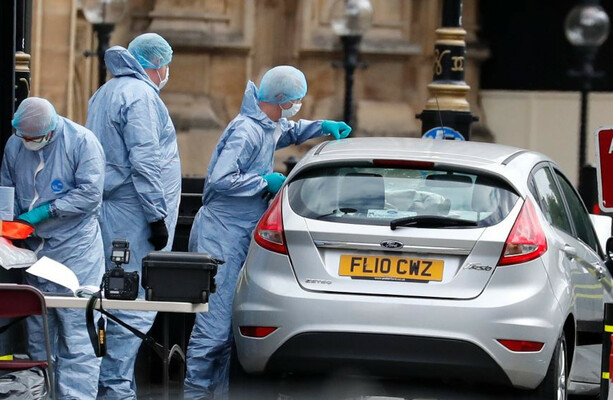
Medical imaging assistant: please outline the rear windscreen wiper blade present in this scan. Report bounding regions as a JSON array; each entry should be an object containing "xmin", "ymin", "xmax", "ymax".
[
  {"xmin": 390, "ymin": 215, "xmax": 478, "ymax": 230},
  {"xmin": 314, "ymin": 208, "xmax": 358, "ymax": 220}
]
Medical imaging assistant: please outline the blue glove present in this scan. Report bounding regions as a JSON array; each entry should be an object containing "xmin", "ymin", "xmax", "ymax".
[
  {"xmin": 322, "ymin": 120, "xmax": 352, "ymax": 140},
  {"xmin": 18, "ymin": 203, "xmax": 53, "ymax": 225},
  {"xmin": 262, "ymin": 172, "xmax": 287, "ymax": 194}
]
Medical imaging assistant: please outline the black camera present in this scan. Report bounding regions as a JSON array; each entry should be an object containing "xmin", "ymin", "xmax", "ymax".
[{"xmin": 102, "ymin": 239, "xmax": 139, "ymax": 300}]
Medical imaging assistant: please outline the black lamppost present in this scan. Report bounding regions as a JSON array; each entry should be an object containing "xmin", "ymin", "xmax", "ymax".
[
  {"xmin": 564, "ymin": 1, "xmax": 609, "ymax": 202},
  {"xmin": 1, "ymin": 0, "xmax": 17, "ymax": 158},
  {"xmin": 15, "ymin": 0, "xmax": 32, "ymax": 111},
  {"xmin": 331, "ymin": 0, "xmax": 373, "ymax": 127},
  {"xmin": 416, "ymin": 0, "xmax": 477, "ymax": 141},
  {"xmin": 83, "ymin": 0, "xmax": 127, "ymax": 88}
]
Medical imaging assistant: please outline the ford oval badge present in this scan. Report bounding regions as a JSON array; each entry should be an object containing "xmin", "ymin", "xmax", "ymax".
[{"xmin": 381, "ymin": 240, "xmax": 404, "ymax": 249}]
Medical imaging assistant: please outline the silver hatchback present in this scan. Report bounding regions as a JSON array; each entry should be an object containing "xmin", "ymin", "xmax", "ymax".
[{"xmin": 232, "ymin": 137, "xmax": 613, "ymax": 399}]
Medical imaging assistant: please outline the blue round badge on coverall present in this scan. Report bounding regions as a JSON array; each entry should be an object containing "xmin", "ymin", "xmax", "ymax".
[
  {"xmin": 51, "ymin": 179, "xmax": 64, "ymax": 192},
  {"xmin": 422, "ymin": 126, "xmax": 465, "ymax": 141}
]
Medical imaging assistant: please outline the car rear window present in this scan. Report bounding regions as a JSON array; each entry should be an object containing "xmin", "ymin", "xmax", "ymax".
[{"xmin": 287, "ymin": 166, "xmax": 520, "ymax": 227}]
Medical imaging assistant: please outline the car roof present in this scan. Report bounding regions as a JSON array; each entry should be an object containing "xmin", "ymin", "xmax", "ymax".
[
  {"xmin": 311, "ymin": 137, "xmax": 535, "ymax": 166},
  {"xmin": 295, "ymin": 137, "xmax": 558, "ymax": 194}
]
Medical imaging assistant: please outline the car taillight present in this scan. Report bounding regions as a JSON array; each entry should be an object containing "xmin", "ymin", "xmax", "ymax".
[
  {"xmin": 497, "ymin": 339, "xmax": 544, "ymax": 352},
  {"xmin": 497, "ymin": 198, "xmax": 547, "ymax": 266},
  {"xmin": 254, "ymin": 191, "xmax": 287, "ymax": 254}
]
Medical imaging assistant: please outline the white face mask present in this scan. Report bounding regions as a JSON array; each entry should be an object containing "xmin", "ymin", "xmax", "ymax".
[
  {"xmin": 280, "ymin": 102, "xmax": 302, "ymax": 119},
  {"xmin": 22, "ymin": 135, "xmax": 50, "ymax": 151},
  {"xmin": 157, "ymin": 67, "xmax": 169, "ymax": 90}
]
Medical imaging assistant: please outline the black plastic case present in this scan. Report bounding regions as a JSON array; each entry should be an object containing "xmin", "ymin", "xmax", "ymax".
[{"xmin": 142, "ymin": 251, "xmax": 221, "ymax": 303}]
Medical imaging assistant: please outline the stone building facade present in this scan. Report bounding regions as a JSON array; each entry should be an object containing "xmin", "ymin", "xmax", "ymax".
[{"xmin": 30, "ymin": 0, "xmax": 487, "ymax": 177}]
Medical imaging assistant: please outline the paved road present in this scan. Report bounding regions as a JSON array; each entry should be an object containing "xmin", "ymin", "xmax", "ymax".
[
  {"xmin": 229, "ymin": 374, "xmax": 597, "ymax": 400},
  {"xmin": 137, "ymin": 366, "xmax": 599, "ymax": 399}
]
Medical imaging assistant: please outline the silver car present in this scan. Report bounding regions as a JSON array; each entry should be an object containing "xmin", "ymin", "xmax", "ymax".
[{"xmin": 232, "ymin": 137, "xmax": 613, "ymax": 399}]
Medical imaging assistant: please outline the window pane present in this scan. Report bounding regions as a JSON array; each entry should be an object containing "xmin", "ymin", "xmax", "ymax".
[
  {"xmin": 288, "ymin": 166, "xmax": 519, "ymax": 227},
  {"xmin": 555, "ymin": 171, "xmax": 600, "ymax": 252},
  {"xmin": 531, "ymin": 167, "xmax": 572, "ymax": 234}
]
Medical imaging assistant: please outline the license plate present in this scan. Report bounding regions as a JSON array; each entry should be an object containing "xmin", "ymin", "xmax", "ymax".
[{"xmin": 339, "ymin": 254, "xmax": 444, "ymax": 282}]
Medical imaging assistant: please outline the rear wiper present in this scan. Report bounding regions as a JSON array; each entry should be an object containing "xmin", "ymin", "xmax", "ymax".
[
  {"xmin": 314, "ymin": 208, "xmax": 358, "ymax": 220},
  {"xmin": 390, "ymin": 215, "xmax": 478, "ymax": 230}
]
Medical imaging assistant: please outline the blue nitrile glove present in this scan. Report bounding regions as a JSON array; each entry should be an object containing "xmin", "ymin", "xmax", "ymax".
[
  {"xmin": 322, "ymin": 120, "xmax": 352, "ymax": 140},
  {"xmin": 18, "ymin": 203, "xmax": 53, "ymax": 225},
  {"xmin": 262, "ymin": 172, "xmax": 287, "ymax": 194}
]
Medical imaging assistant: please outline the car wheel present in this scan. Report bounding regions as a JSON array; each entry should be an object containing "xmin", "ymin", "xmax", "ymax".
[{"xmin": 523, "ymin": 333, "xmax": 567, "ymax": 400}]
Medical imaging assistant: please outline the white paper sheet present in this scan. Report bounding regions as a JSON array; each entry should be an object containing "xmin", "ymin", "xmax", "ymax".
[{"xmin": 26, "ymin": 256, "xmax": 80, "ymax": 293}]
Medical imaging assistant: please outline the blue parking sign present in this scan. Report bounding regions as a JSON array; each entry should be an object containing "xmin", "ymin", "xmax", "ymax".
[{"xmin": 422, "ymin": 126, "xmax": 465, "ymax": 141}]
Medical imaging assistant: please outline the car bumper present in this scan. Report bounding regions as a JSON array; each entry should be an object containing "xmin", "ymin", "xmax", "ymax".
[{"xmin": 232, "ymin": 246, "xmax": 564, "ymax": 390}]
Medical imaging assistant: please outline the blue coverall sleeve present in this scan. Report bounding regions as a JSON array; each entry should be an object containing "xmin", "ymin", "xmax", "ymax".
[
  {"xmin": 276, "ymin": 119, "xmax": 324, "ymax": 149},
  {"xmin": 207, "ymin": 125, "xmax": 267, "ymax": 197},
  {"xmin": 122, "ymin": 98, "xmax": 168, "ymax": 222},
  {"xmin": 0, "ymin": 145, "xmax": 19, "ymax": 218},
  {"xmin": 52, "ymin": 137, "xmax": 105, "ymax": 217}
]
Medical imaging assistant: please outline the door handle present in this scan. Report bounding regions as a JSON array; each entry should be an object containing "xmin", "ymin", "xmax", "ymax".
[
  {"xmin": 595, "ymin": 265, "xmax": 606, "ymax": 280},
  {"xmin": 563, "ymin": 245, "xmax": 577, "ymax": 259}
]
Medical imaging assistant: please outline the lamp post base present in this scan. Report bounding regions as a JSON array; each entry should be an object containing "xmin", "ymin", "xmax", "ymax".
[{"xmin": 416, "ymin": 110, "xmax": 477, "ymax": 141}]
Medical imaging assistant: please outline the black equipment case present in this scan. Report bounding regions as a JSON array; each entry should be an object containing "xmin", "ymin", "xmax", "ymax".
[{"xmin": 142, "ymin": 251, "xmax": 221, "ymax": 303}]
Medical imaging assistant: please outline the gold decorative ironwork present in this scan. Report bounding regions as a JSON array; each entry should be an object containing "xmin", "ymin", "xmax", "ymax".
[
  {"xmin": 424, "ymin": 83, "xmax": 470, "ymax": 112},
  {"xmin": 15, "ymin": 52, "xmax": 31, "ymax": 73},
  {"xmin": 451, "ymin": 56, "xmax": 464, "ymax": 72},
  {"xmin": 434, "ymin": 49, "xmax": 451, "ymax": 76}
]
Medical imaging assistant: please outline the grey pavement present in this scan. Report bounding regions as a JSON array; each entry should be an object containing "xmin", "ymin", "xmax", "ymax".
[
  {"xmin": 226, "ymin": 374, "xmax": 596, "ymax": 400},
  {"xmin": 135, "ymin": 377, "xmax": 596, "ymax": 400}
]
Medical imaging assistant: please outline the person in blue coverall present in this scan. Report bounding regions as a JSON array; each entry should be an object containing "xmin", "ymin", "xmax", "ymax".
[
  {"xmin": 85, "ymin": 33, "xmax": 181, "ymax": 399},
  {"xmin": 184, "ymin": 65, "xmax": 351, "ymax": 399},
  {"xmin": 1, "ymin": 97, "xmax": 106, "ymax": 400}
]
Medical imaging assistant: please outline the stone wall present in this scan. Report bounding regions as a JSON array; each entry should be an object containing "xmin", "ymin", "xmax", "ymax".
[{"xmin": 31, "ymin": 0, "xmax": 486, "ymax": 177}]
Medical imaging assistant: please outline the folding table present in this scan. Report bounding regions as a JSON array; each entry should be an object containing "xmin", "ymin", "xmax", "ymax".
[{"xmin": 45, "ymin": 296, "xmax": 208, "ymax": 400}]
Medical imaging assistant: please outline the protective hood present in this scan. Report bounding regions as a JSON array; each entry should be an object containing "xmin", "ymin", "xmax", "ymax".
[
  {"xmin": 240, "ymin": 81, "xmax": 276, "ymax": 130},
  {"xmin": 17, "ymin": 117, "xmax": 64, "ymax": 152},
  {"xmin": 104, "ymin": 46, "xmax": 159, "ymax": 92}
]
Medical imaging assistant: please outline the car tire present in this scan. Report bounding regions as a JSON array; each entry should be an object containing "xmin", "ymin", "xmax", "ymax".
[{"xmin": 523, "ymin": 332, "xmax": 567, "ymax": 400}]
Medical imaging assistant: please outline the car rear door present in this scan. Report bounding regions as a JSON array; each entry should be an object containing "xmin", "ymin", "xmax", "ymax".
[
  {"xmin": 554, "ymin": 168, "xmax": 610, "ymax": 321},
  {"xmin": 553, "ymin": 166, "xmax": 611, "ymax": 384},
  {"xmin": 530, "ymin": 164, "xmax": 604, "ymax": 321}
]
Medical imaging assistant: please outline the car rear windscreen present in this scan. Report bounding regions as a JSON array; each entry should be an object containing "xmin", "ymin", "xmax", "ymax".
[{"xmin": 287, "ymin": 166, "xmax": 520, "ymax": 227}]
